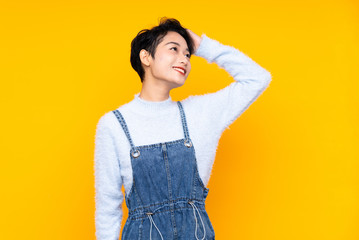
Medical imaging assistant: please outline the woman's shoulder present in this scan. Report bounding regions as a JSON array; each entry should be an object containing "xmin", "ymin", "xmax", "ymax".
[{"xmin": 97, "ymin": 96, "xmax": 140, "ymax": 132}]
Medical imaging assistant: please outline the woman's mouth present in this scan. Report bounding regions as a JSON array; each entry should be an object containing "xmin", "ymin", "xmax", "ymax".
[{"xmin": 173, "ymin": 67, "xmax": 186, "ymax": 75}]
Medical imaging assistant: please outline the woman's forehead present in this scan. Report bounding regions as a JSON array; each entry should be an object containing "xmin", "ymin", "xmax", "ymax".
[{"xmin": 160, "ymin": 32, "xmax": 188, "ymax": 49}]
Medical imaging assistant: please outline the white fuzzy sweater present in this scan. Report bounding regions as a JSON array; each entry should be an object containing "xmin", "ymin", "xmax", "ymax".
[{"xmin": 94, "ymin": 34, "xmax": 272, "ymax": 240}]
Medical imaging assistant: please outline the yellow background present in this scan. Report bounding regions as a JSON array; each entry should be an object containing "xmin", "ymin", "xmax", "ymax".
[{"xmin": 1, "ymin": 0, "xmax": 358, "ymax": 239}]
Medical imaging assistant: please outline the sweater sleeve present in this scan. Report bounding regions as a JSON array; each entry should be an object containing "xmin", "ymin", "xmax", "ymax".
[
  {"xmin": 94, "ymin": 114, "xmax": 124, "ymax": 240},
  {"xmin": 183, "ymin": 34, "xmax": 272, "ymax": 134}
]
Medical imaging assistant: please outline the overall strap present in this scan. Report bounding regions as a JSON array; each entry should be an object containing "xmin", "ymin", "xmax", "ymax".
[
  {"xmin": 176, "ymin": 101, "xmax": 192, "ymax": 148},
  {"xmin": 112, "ymin": 110, "xmax": 140, "ymax": 158}
]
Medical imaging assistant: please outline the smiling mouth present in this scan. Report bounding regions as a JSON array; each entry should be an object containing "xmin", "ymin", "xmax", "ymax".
[{"xmin": 173, "ymin": 67, "xmax": 186, "ymax": 75}]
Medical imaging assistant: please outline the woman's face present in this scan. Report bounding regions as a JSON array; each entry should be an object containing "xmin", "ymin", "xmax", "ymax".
[{"xmin": 146, "ymin": 31, "xmax": 191, "ymax": 89}]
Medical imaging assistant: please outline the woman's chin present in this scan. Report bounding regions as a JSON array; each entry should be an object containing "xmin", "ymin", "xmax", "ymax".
[
  {"xmin": 176, "ymin": 80, "xmax": 186, "ymax": 88},
  {"xmin": 169, "ymin": 78, "xmax": 186, "ymax": 88}
]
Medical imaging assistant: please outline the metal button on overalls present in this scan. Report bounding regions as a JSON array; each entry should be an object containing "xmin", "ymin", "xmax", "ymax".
[{"xmin": 113, "ymin": 101, "xmax": 215, "ymax": 240}]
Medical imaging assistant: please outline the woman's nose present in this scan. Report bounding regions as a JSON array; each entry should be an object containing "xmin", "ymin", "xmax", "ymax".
[{"xmin": 179, "ymin": 55, "xmax": 189, "ymax": 64}]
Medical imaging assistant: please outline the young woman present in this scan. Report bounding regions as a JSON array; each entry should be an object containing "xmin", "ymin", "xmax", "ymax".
[{"xmin": 94, "ymin": 17, "xmax": 272, "ymax": 240}]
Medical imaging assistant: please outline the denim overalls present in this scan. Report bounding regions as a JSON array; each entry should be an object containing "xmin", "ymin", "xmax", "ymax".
[{"xmin": 112, "ymin": 101, "xmax": 215, "ymax": 240}]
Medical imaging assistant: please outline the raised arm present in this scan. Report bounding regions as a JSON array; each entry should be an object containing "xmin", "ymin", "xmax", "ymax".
[
  {"xmin": 94, "ymin": 114, "xmax": 124, "ymax": 240},
  {"xmin": 182, "ymin": 32, "xmax": 272, "ymax": 134}
]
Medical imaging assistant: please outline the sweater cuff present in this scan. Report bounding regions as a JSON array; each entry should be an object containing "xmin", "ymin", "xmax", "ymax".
[{"xmin": 194, "ymin": 33, "xmax": 222, "ymax": 63}]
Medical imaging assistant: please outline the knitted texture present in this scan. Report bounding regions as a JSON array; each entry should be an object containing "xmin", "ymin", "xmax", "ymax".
[{"xmin": 94, "ymin": 33, "xmax": 272, "ymax": 240}]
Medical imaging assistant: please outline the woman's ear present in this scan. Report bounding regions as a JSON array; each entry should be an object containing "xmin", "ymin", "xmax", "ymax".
[{"xmin": 139, "ymin": 49, "xmax": 151, "ymax": 67}]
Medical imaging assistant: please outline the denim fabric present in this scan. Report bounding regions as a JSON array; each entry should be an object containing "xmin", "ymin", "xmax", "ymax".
[{"xmin": 112, "ymin": 101, "xmax": 215, "ymax": 240}]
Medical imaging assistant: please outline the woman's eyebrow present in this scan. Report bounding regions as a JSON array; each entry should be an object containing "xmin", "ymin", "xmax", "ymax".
[{"xmin": 164, "ymin": 41, "xmax": 189, "ymax": 52}]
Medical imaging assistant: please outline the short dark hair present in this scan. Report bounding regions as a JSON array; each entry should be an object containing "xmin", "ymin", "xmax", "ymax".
[{"xmin": 130, "ymin": 17, "xmax": 195, "ymax": 83}]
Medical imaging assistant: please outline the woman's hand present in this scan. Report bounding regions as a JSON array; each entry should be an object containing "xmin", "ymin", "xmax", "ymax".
[{"xmin": 186, "ymin": 29, "xmax": 202, "ymax": 54}]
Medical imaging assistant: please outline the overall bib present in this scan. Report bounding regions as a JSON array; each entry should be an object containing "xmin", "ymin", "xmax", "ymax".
[{"xmin": 112, "ymin": 101, "xmax": 215, "ymax": 240}]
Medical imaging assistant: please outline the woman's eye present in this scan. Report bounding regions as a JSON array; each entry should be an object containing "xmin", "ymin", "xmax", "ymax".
[{"xmin": 170, "ymin": 47, "xmax": 190, "ymax": 58}]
